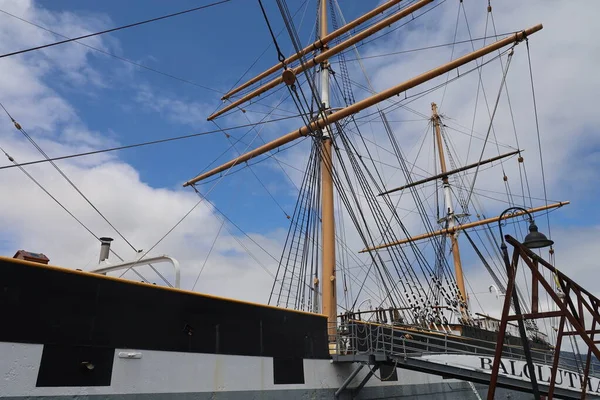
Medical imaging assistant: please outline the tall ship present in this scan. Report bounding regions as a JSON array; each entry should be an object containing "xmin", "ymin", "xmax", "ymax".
[{"xmin": 1, "ymin": 0, "xmax": 598, "ymax": 399}]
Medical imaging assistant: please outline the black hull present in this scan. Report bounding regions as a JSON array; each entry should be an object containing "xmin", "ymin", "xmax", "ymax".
[{"xmin": 0, "ymin": 257, "xmax": 329, "ymax": 387}]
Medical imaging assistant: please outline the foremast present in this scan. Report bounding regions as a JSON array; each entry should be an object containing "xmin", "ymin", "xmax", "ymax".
[{"xmin": 431, "ymin": 103, "xmax": 468, "ymax": 311}]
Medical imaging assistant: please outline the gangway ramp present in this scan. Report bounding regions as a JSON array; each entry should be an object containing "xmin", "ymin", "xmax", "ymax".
[{"xmin": 331, "ymin": 322, "xmax": 600, "ymax": 399}]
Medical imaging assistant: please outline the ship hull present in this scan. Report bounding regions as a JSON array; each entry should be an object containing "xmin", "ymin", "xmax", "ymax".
[
  {"xmin": 2, "ymin": 341, "xmax": 537, "ymax": 399},
  {"xmin": 0, "ymin": 256, "xmax": 581, "ymax": 399}
]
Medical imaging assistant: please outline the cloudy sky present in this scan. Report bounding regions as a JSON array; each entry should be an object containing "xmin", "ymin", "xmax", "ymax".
[{"xmin": 0, "ymin": 0, "xmax": 598, "ymax": 345}]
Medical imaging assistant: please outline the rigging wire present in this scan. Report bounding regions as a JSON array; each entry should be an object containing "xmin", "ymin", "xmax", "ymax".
[
  {"xmin": 0, "ymin": 114, "xmax": 302, "ymax": 172},
  {"xmin": 116, "ymin": 116, "xmax": 271, "ymax": 278},
  {"xmin": 0, "ymin": 145, "xmax": 150, "ymax": 285},
  {"xmin": 219, "ymin": 0, "xmax": 310, "ymax": 100},
  {"xmin": 211, "ymin": 119, "xmax": 291, "ymax": 219},
  {"xmin": 330, "ymin": 1, "xmax": 465, "ymax": 323},
  {"xmin": 0, "ymin": 101, "xmax": 172, "ymax": 287},
  {"xmin": 525, "ymin": 33, "xmax": 556, "ymax": 343},
  {"xmin": 485, "ymin": 6, "xmax": 532, "ymax": 212},
  {"xmin": 343, "ymin": 0, "xmax": 448, "ymax": 51},
  {"xmin": 191, "ymin": 218, "xmax": 225, "ymax": 291},
  {"xmin": 194, "ymin": 196, "xmax": 282, "ymax": 282},
  {"xmin": 338, "ymin": 3, "xmax": 528, "ymax": 324},
  {"xmin": 464, "ymin": 47, "xmax": 514, "ymax": 207},
  {"xmin": 332, "ymin": 32, "xmax": 518, "ymax": 64},
  {"xmin": 0, "ymin": 0, "xmax": 231, "ymax": 60},
  {"xmin": 0, "ymin": 146, "xmax": 108, "ymax": 253},
  {"xmin": 348, "ymin": 49, "xmax": 512, "ymax": 127},
  {"xmin": 438, "ymin": 0, "xmax": 462, "ymax": 109},
  {"xmin": 525, "ymin": 39, "xmax": 552, "ymax": 241},
  {"xmin": 268, "ymin": 6, "xmax": 412, "ymax": 310}
]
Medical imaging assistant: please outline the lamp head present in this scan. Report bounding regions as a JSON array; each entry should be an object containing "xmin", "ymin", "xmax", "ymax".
[{"xmin": 523, "ymin": 221, "xmax": 554, "ymax": 249}]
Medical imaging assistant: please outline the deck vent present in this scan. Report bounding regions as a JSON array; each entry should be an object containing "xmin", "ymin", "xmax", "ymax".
[
  {"xmin": 98, "ymin": 237, "xmax": 113, "ymax": 262},
  {"xmin": 13, "ymin": 250, "xmax": 49, "ymax": 264}
]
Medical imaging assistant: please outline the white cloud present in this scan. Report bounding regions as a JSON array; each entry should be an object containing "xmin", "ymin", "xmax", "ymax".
[
  {"xmin": 0, "ymin": 0, "xmax": 282, "ymax": 304},
  {"xmin": 134, "ymin": 84, "xmax": 213, "ymax": 128}
]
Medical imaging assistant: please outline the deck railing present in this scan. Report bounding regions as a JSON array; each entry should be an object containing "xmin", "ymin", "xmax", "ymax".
[{"xmin": 329, "ymin": 321, "xmax": 598, "ymax": 378}]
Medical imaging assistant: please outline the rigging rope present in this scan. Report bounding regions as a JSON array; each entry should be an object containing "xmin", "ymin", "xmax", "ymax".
[
  {"xmin": 465, "ymin": 47, "xmax": 514, "ymax": 207},
  {"xmin": 525, "ymin": 39, "xmax": 552, "ymax": 242},
  {"xmin": 191, "ymin": 218, "xmax": 225, "ymax": 291},
  {"xmin": 257, "ymin": 0, "xmax": 287, "ymax": 65},
  {"xmin": 0, "ymin": 145, "xmax": 151, "ymax": 285},
  {"xmin": 117, "ymin": 115, "xmax": 273, "ymax": 277},
  {"xmin": 0, "ymin": 115, "xmax": 302, "ymax": 171}
]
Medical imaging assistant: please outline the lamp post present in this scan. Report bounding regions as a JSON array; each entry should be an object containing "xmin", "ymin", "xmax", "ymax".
[{"xmin": 497, "ymin": 207, "xmax": 554, "ymax": 400}]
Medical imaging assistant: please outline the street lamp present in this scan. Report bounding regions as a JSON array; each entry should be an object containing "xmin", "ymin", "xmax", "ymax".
[
  {"xmin": 498, "ymin": 207, "xmax": 554, "ymax": 250},
  {"xmin": 496, "ymin": 206, "xmax": 554, "ymax": 400}
]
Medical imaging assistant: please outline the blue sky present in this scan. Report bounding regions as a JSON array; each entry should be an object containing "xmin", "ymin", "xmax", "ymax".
[
  {"xmin": 0, "ymin": 0, "xmax": 598, "ymax": 321},
  {"xmin": 29, "ymin": 0, "xmax": 381, "ymax": 234}
]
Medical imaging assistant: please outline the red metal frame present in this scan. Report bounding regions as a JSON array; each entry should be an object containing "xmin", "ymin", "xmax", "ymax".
[{"xmin": 487, "ymin": 235, "xmax": 600, "ymax": 400}]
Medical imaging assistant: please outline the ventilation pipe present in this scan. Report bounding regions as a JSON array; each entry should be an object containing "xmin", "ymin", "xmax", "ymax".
[{"xmin": 98, "ymin": 237, "xmax": 113, "ymax": 263}]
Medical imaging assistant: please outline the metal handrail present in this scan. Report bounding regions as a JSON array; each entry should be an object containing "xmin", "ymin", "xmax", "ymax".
[
  {"xmin": 90, "ymin": 255, "xmax": 181, "ymax": 288},
  {"xmin": 331, "ymin": 321, "xmax": 600, "ymax": 378}
]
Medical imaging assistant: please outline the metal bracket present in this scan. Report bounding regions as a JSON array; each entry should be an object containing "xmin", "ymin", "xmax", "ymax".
[
  {"xmin": 351, "ymin": 363, "xmax": 379, "ymax": 399},
  {"xmin": 334, "ymin": 364, "xmax": 364, "ymax": 398}
]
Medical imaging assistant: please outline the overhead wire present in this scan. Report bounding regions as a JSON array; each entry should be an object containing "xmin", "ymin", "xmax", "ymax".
[
  {"xmin": 0, "ymin": 101, "xmax": 172, "ymax": 286},
  {"xmin": 0, "ymin": 114, "xmax": 303, "ymax": 171},
  {"xmin": 0, "ymin": 8, "xmax": 223, "ymax": 94},
  {"xmin": 116, "ymin": 111, "xmax": 275, "ymax": 278},
  {"xmin": 0, "ymin": 145, "xmax": 150, "ymax": 284},
  {"xmin": 0, "ymin": 0, "xmax": 231, "ymax": 60}
]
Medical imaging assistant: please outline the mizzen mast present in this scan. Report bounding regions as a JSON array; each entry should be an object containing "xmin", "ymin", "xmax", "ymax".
[
  {"xmin": 431, "ymin": 102, "xmax": 467, "ymax": 309},
  {"xmin": 318, "ymin": 0, "xmax": 337, "ymax": 340}
]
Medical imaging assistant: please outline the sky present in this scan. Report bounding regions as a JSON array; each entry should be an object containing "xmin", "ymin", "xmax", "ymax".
[{"xmin": 0, "ymin": 0, "xmax": 598, "ymax": 342}]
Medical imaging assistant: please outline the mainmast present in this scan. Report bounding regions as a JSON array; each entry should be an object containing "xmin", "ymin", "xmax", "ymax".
[
  {"xmin": 319, "ymin": 0, "xmax": 337, "ymax": 340},
  {"xmin": 431, "ymin": 103, "xmax": 467, "ymax": 310},
  {"xmin": 182, "ymin": 12, "xmax": 546, "ymax": 321}
]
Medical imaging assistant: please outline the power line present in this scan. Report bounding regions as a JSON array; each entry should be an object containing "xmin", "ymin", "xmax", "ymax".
[
  {"xmin": 0, "ymin": 8, "xmax": 224, "ymax": 94},
  {"xmin": 0, "ymin": 114, "xmax": 302, "ymax": 171},
  {"xmin": 0, "ymin": 0, "xmax": 230, "ymax": 60}
]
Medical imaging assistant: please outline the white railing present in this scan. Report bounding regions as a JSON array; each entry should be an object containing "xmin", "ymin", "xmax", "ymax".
[
  {"xmin": 330, "ymin": 321, "xmax": 599, "ymax": 378},
  {"xmin": 90, "ymin": 255, "xmax": 181, "ymax": 288}
]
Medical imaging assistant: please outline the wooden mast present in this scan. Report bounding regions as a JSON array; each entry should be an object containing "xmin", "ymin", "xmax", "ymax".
[
  {"xmin": 431, "ymin": 102, "xmax": 468, "ymax": 309},
  {"xmin": 221, "ymin": 0, "xmax": 406, "ymax": 101},
  {"xmin": 207, "ymin": 0, "xmax": 433, "ymax": 121},
  {"xmin": 319, "ymin": 0, "xmax": 337, "ymax": 342}
]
